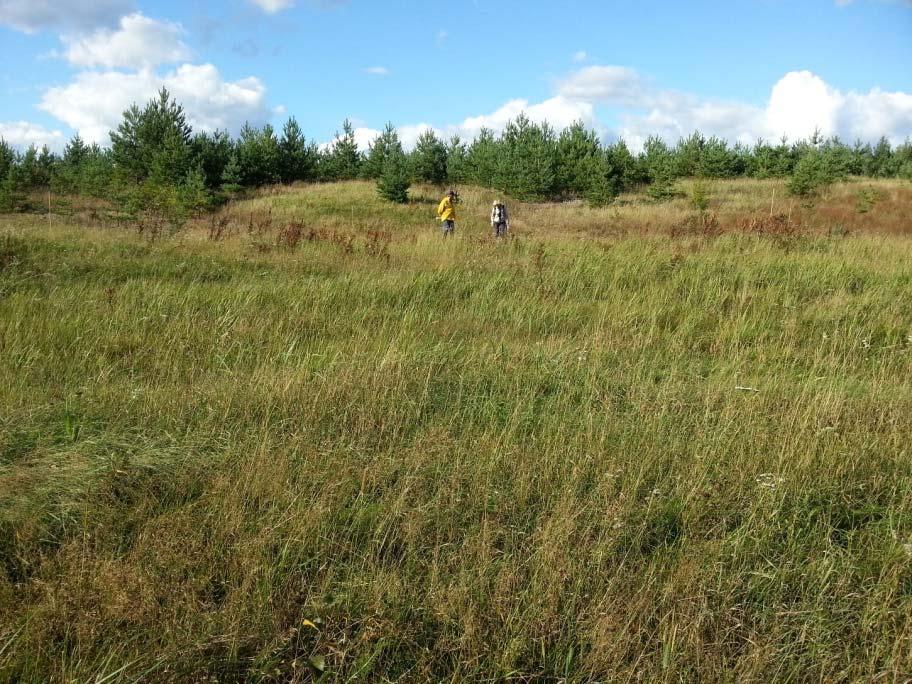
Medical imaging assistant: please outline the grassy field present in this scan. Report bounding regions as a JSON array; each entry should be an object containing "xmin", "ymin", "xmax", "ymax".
[{"xmin": 2, "ymin": 179, "xmax": 912, "ymax": 682}]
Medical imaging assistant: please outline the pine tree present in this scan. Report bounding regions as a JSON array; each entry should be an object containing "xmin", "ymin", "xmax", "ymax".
[
  {"xmin": 190, "ymin": 130, "xmax": 233, "ymax": 189},
  {"xmin": 279, "ymin": 117, "xmax": 318, "ymax": 183},
  {"xmin": 180, "ymin": 162, "xmax": 211, "ymax": 215},
  {"xmin": 699, "ymin": 136, "xmax": 738, "ymax": 178},
  {"xmin": 368, "ymin": 124, "xmax": 409, "ymax": 204},
  {"xmin": 63, "ymin": 134, "xmax": 88, "ymax": 168},
  {"xmin": 19, "ymin": 145, "xmax": 42, "ymax": 188},
  {"xmin": 642, "ymin": 136, "xmax": 678, "ymax": 201},
  {"xmin": 110, "ymin": 87, "xmax": 192, "ymax": 185},
  {"xmin": 851, "ymin": 140, "xmax": 875, "ymax": 176},
  {"xmin": 221, "ymin": 153, "xmax": 243, "ymax": 194},
  {"xmin": 0, "ymin": 169, "xmax": 25, "ymax": 213},
  {"xmin": 324, "ymin": 119, "xmax": 361, "ymax": 181},
  {"xmin": 0, "ymin": 139, "xmax": 15, "ymax": 181},
  {"xmin": 445, "ymin": 135, "xmax": 468, "ymax": 185},
  {"xmin": 556, "ymin": 121, "xmax": 603, "ymax": 198},
  {"xmin": 819, "ymin": 137, "xmax": 851, "ymax": 182},
  {"xmin": 871, "ymin": 137, "xmax": 894, "ymax": 177},
  {"xmin": 377, "ymin": 150, "xmax": 410, "ymax": 204},
  {"xmin": 363, "ymin": 123, "xmax": 400, "ymax": 180},
  {"xmin": 79, "ymin": 146, "xmax": 114, "ymax": 198},
  {"xmin": 37, "ymin": 145, "xmax": 55, "ymax": 188},
  {"xmin": 237, "ymin": 123, "xmax": 280, "ymax": 186},
  {"xmin": 496, "ymin": 115, "xmax": 557, "ymax": 201},
  {"xmin": 675, "ymin": 132, "xmax": 705, "ymax": 177},
  {"xmin": 605, "ymin": 140, "xmax": 642, "ymax": 191},
  {"xmin": 896, "ymin": 139, "xmax": 912, "ymax": 180},
  {"xmin": 411, "ymin": 129, "xmax": 448, "ymax": 185},
  {"xmin": 771, "ymin": 136, "xmax": 795, "ymax": 177},
  {"xmin": 467, "ymin": 128, "xmax": 499, "ymax": 187},
  {"xmin": 583, "ymin": 154, "xmax": 617, "ymax": 207},
  {"xmin": 788, "ymin": 150, "xmax": 835, "ymax": 197},
  {"xmin": 0, "ymin": 144, "xmax": 24, "ymax": 212}
]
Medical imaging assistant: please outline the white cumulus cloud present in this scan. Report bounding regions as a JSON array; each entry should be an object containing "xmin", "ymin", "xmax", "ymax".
[
  {"xmin": 364, "ymin": 66, "xmax": 390, "ymax": 76},
  {"xmin": 325, "ymin": 65, "xmax": 912, "ymax": 157},
  {"xmin": 61, "ymin": 13, "xmax": 191, "ymax": 69},
  {"xmin": 765, "ymin": 71, "xmax": 843, "ymax": 140},
  {"xmin": 248, "ymin": 0, "xmax": 295, "ymax": 13},
  {"xmin": 456, "ymin": 96, "xmax": 597, "ymax": 139},
  {"xmin": 557, "ymin": 65, "xmax": 646, "ymax": 106},
  {"xmin": 39, "ymin": 64, "xmax": 269, "ymax": 144},
  {"xmin": 0, "ymin": 120, "xmax": 65, "ymax": 149},
  {"xmin": 0, "ymin": 0, "xmax": 132, "ymax": 32},
  {"xmin": 557, "ymin": 65, "xmax": 912, "ymax": 150}
]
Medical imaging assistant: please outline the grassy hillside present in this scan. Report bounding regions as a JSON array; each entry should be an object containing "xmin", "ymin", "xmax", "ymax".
[{"xmin": 2, "ymin": 179, "xmax": 912, "ymax": 682}]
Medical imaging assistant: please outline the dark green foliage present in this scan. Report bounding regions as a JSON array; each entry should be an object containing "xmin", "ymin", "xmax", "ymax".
[
  {"xmin": 552, "ymin": 122, "xmax": 618, "ymax": 205},
  {"xmin": 363, "ymin": 123, "xmax": 401, "ymax": 180},
  {"xmin": 674, "ymin": 133, "xmax": 746, "ymax": 180},
  {"xmin": 495, "ymin": 114, "xmax": 557, "ymax": 201},
  {"xmin": 104, "ymin": 88, "xmax": 213, "ymax": 228},
  {"xmin": 788, "ymin": 150, "xmax": 840, "ymax": 197},
  {"xmin": 0, "ymin": 165, "xmax": 25, "ymax": 212},
  {"xmin": 376, "ymin": 127, "xmax": 410, "ymax": 204},
  {"xmin": 871, "ymin": 137, "xmax": 895, "ymax": 177},
  {"xmin": 190, "ymin": 130, "xmax": 233, "ymax": 190},
  {"xmin": 605, "ymin": 140, "xmax": 643, "ymax": 192},
  {"xmin": 675, "ymin": 132, "xmax": 704, "ymax": 178},
  {"xmin": 63, "ymin": 134, "xmax": 88, "ymax": 168},
  {"xmin": 115, "ymin": 179, "xmax": 187, "ymax": 238},
  {"xmin": 220, "ymin": 153, "xmax": 243, "ymax": 194},
  {"xmin": 0, "ymin": 141, "xmax": 32, "ymax": 212},
  {"xmin": 0, "ymin": 139, "xmax": 16, "ymax": 181},
  {"xmin": 52, "ymin": 136, "xmax": 113, "ymax": 197},
  {"xmin": 411, "ymin": 129, "xmax": 448, "ymax": 185},
  {"xmin": 236, "ymin": 123, "xmax": 280, "ymax": 187},
  {"xmin": 643, "ymin": 137, "xmax": 679, "ymax": 201},
  {"xmin": 78, "ymin": 146, "xmax": 114, "ymax": 198},
  {"xmin": 753, "ymin": 136, "xmax": 799, "ymax": 178},
  {"xmin": 110, "ymin": 87, "xmax": 192, "ymax": 186},
  {"xmin": 279, "ymin": 117, "xmax": 318, "ymax": 184},
  {"xmin": 898, "ymin": 140, "xmax": 912, "ymax": 181},
  {"xmin": 445, "ymin": 135, "xmax": 469, "ymax": 185},
  {"xmin": 467, "ymin": 128, "xmax": 499, "ymax": 188},
  {"xmin": 820, "ymin": 137, "xmax": 852, "ymax": 181},
  {"xmin": 323, "ymin": 119, "xmax": 361, "ymax": 181},
  {"xmin": 181, "ymin": 163, "xmax": 212, "ymax": 215}
]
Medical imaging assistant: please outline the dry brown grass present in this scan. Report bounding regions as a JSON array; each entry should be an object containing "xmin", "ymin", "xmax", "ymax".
[{"xmin": 2, "ymin": 178, "xmax": 912, "ymax": 682}]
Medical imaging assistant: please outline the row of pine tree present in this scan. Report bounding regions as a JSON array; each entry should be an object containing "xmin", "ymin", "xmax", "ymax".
[{"xmin": 2, "ymin": 88, "xmax": 911, "ymax": 215}]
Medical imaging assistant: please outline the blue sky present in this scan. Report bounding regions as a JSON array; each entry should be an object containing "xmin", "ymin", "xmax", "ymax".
[{"xmin": 1, "ymin": 0, "xmax": 911, "ymax": 151}]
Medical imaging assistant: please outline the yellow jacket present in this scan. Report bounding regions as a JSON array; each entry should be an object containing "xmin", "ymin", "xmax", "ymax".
[{"xmin": 436, "ymin": 196, "xmax": 456, "ymax": 222}]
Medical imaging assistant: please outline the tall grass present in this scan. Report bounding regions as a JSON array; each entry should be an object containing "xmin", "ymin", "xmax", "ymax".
[{"xmin": 1, "ymin": 179, "xmax": 912, "ymax": 682}]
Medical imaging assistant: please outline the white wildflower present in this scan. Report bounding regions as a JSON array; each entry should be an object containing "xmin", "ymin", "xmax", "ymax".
[{"xmin": 755, "ymin": 473, "xmax": 784, "ymax": 489}]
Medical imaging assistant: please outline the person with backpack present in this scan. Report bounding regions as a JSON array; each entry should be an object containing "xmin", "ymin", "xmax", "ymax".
[
  {"xmin": 436, "ymin": 189, "xmax": 458, "ymax": 237},
  {"xmin": 491, "ymin": 199, "xmax": 510, "ymax": 238}
]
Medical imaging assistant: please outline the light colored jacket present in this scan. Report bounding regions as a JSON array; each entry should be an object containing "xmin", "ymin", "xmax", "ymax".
[{"xmin": 491, "ymin": 203, "xmax": 509, "ymax": 226}]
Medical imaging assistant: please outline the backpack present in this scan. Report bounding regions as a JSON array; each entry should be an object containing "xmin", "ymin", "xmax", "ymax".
[{"xmin": 493, "ymin": 203, "xmax": 505, "ymax": 223}]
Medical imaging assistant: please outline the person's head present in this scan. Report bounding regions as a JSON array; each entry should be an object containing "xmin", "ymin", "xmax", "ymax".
[
  {"xmin": 493, "ymin": 199, "xmax": 503, "ymax": 207},
  {"xmin": 447, "ymin": 189, "xmax": 456, "ymax": 198}
]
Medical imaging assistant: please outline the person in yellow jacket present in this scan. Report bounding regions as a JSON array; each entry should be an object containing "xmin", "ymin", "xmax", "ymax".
[{"xmin": 436, "ymin": 189, "xmax": 457, "ymax": 236}]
